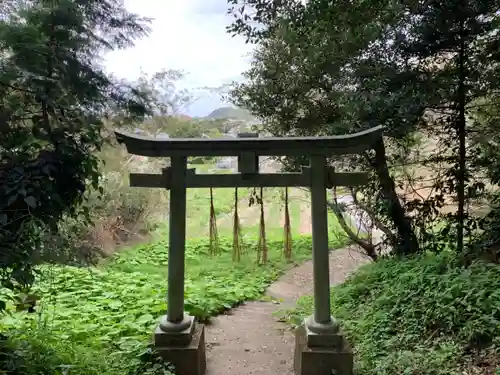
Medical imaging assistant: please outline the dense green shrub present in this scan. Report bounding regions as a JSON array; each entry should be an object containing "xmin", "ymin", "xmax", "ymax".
[
  {"xmin": 0, "ymin": 235, "xmax": 318, "ymax": 375},
  {"xmin": 0, "ymin": 0, "xmax": 150, "ymax": 306},
  {"xmin": 282, "ymin": 253, "xmax": 500, "ymax": 375}
]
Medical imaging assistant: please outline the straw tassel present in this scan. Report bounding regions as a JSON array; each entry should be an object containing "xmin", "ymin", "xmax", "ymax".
[
  {"xmin": 209, "ymin": 187, "xmax": 220, "ymax": 256},
  {"xmin": 283, "ymin": 187, "xmax": 292, "ymax": 260},
  {"xmin": 232, "ymin": 188, "xmax": 244, "ymax": 262},
  {"xmin": 257, "ymin": 187, "xmax": 268, "ymax": 265}
]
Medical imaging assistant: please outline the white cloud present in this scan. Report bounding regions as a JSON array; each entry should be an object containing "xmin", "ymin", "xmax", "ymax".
[{"xmin": 104, "ymin": 0, "xmax": 253, "ymax": 115}]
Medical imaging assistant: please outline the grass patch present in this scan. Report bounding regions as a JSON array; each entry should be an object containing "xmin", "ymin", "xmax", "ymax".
[
  {"xmin": 279, "ymin": 253, "xmax": 500, "ymax": 375},
  {"xmin": 0, "ymin": 229, "xmax": 349, "ymax": 375}
]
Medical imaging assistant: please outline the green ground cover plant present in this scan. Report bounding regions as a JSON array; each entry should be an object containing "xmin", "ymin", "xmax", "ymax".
[
  {"xmin": 0, "ymin": 227, "xmax": 349, "ymax": 375},
  {"xmin": 279, "ymin": 253, "xmax": 500, "ymax": 375},
  {"xmin": 0, "ymin": 153, "xmax": 352, "ymax": 375}
]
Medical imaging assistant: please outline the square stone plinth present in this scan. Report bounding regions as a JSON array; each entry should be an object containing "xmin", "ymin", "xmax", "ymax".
[
  {"xmin": 155, "ymin": 323, "xmax": 206, "ymax": 375},
  {"xmin": 155, "ymin": 315, "xmax": 196, "ymax": 346},
  {"xmin": 294, "ymin": 325, "xmax": 353, "ymax": 375}
]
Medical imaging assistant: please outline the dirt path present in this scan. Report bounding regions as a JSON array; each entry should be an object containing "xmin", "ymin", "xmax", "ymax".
[
  {"xmin": 203, "ymin": 159, "xmax": 370, "ymax": 373},
  {"xmin": 204, "ymin": 246, "xmax": 371, "ymax": 375}
]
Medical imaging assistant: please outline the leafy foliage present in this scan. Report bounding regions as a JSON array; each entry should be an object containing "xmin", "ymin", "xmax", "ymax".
[
  {"xmin": 0, "ymin": 234, "xmax": 317, "ymax": 375},
  {"xmin": 227, "ymin": 0, "xmax": 500, "ymax": 259},
  {"xmin": 281, "ymin": 253, "xmax": 500, "ymax": 374},
  {"xmin": 0, "ymin": 0, "xmax": 151, "ymax": 303}
]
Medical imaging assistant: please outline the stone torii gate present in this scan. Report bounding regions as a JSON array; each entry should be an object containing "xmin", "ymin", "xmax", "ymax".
[{"xmin": 115, "ymin": 126, "xmax": 383, "ymax": 375}]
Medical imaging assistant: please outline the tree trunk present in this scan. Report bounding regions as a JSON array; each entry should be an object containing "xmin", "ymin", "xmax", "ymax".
[
  {"xmin": 456, "ymin": 17, "xmax": 467, "ymax": 254},
  {"xmin": 372, "ymin": 138, "xmax": 420, "ymax": 255},
  {"xmin": 326, "ymin": 197, "xmax": 379, "ymax": 261}
]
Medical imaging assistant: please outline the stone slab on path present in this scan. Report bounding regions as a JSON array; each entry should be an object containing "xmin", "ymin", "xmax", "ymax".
[{"xmin": 204, "ymin": 247, "xmax": 371, "ymax": 375}]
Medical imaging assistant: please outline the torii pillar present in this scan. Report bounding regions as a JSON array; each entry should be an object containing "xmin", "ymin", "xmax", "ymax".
[{"xmin": 114, "ymin": 126, "xmax": 383, "ymax": 375}]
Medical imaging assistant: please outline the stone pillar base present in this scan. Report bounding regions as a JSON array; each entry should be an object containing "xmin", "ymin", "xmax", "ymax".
[
  {"xmin": 154, "ymin": 320, "xmax": 206, "ymax": 375},
  {"xmin": 294, "ymin": 324, "xmax": 353, "ymax": 375}
]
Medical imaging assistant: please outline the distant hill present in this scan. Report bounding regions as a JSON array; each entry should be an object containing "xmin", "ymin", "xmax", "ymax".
[{"xmin": 205, "ymin": 106, "xmax": 256, "ymax": 122}]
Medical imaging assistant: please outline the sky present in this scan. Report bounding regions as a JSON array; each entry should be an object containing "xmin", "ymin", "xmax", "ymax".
[{"xmin": 104, "ymin": 0, "xmax": 253, "ymax": 117}]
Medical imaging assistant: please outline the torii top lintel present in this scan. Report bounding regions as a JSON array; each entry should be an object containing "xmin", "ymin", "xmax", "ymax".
[{"xmin": 114, "ymin": 125, "xmax": 383, "ymax": 157}]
